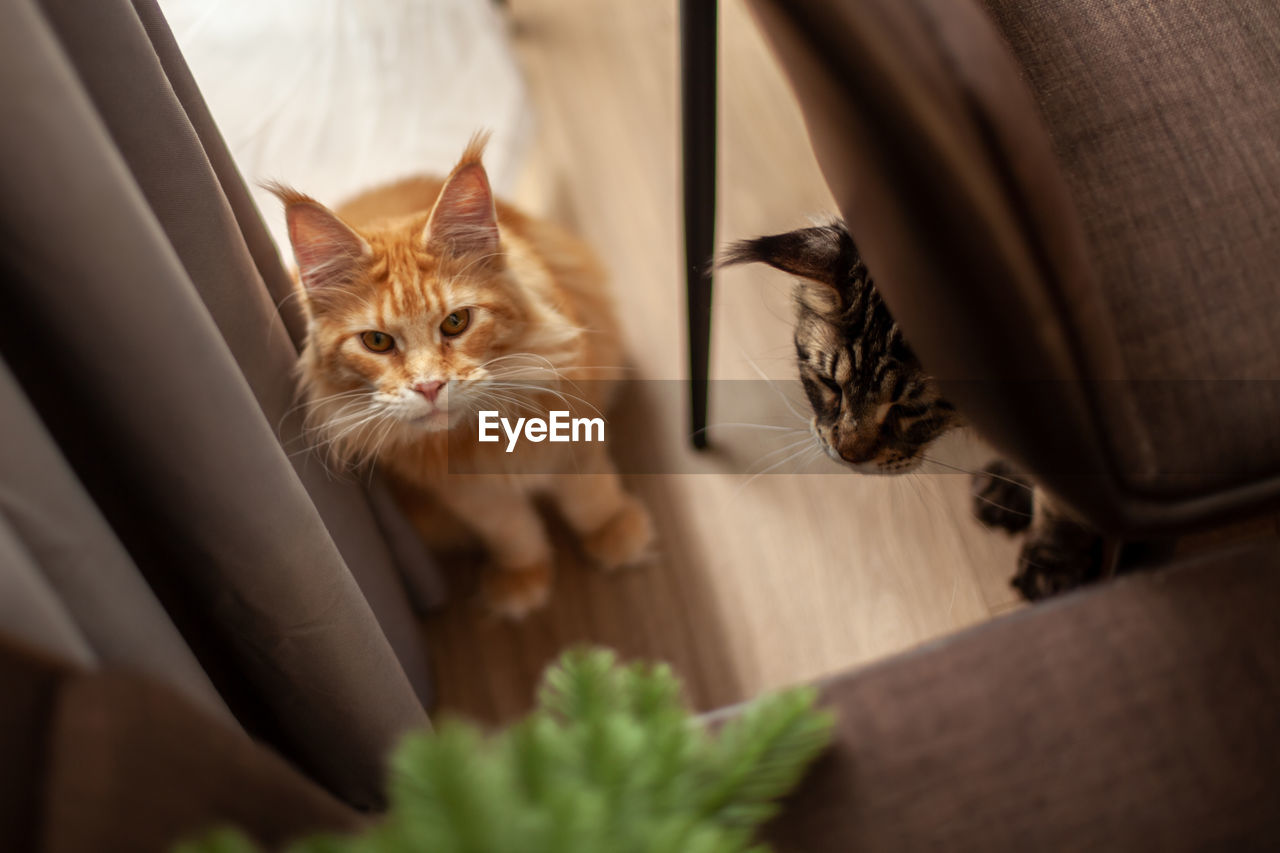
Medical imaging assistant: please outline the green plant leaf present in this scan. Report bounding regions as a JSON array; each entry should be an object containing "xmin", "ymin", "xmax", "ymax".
[
  {"xmin": 178, "ymin": 648, "xmax": 833, "ymax": 853},
  {"xmin": 175, "ymin": 827, "xmax": 261, "ymax": 853},
  {"xmin": 696, "ymin": 686, "xmax": 835, "ymax": 825},
  {"xmin": 537, "ymin": 647, "xmax": 620, "ymax": 721}
]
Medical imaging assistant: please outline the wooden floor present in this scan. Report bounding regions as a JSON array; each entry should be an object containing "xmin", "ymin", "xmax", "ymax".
[{"xmin": 422, "ymin": 0, "xmax": 1025, "ymax": 724}]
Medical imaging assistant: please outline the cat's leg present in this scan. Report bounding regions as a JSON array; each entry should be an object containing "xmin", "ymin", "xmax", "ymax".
[
  {"xmin": 546, "ymin": 444, "xmax": 654, "ymax": 571},
  {"xmin": 970, "ymin": 459, "xmax": 1034, "ymax": 533},
  {"xmin": 434, "ymin": 478, "xmax": 554, "ymax": 619},
  {"xmin": 1011, "ymin": 490, "xmax": 1105, "ymax": 601}
]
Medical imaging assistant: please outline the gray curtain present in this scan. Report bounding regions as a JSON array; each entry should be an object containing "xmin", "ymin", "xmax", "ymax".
[{"xmin": 0, "ymin": 0, "xmax": 439, "ymax": 808}]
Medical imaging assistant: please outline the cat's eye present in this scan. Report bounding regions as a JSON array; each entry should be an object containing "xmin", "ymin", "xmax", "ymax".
[
  {"xmin": 820, "ymin": 376, "xmax": 843, "ymax": 397},
  {"xmin": 361, "ymin": 330, "xmax": 395, "ymax": 353},
  {"xmin": 440, "ymin": 309, "xmax": 471, "ymax": 337}
]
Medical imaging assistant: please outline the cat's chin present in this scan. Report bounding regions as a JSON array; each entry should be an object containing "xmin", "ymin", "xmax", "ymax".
[
  {"xmin": 406, "ymin": 410, "xmax": 455, "ymax": 432},
  {"xmin": 875, "ymin": 456, "xmax": 925, "ymax": 475},
  {"xmin": 843, "ymin": 460, "xmax": 923, "ymax": 476}
]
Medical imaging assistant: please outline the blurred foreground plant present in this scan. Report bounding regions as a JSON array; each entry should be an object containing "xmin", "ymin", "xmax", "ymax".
[{"xmin": 181, "ymin": 647, "xmax": 833, "ymax": 853}]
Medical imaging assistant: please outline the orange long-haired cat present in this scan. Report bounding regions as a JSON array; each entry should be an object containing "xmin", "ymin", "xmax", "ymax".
[{"xmin": 274, "ymin": 134, "xmax": 653, "ymax": 618}]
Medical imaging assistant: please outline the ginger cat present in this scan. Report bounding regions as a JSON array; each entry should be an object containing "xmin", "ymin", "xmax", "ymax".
[{"xmin": 275, "ymin": 134, "xmax": 653, "ymax": 618}]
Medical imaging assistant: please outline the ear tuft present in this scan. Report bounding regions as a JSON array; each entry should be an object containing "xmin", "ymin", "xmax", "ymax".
[
  {"xmin": 422, "ymin": 131, "xmax": 500, "ymax": 257},
  {"xmin": 718, "ymin": 222, "xmax": 855, "ymax": 292},
  {"xmin": 268, "ymin": 183, "xmax": 370, "ymax": 292}
]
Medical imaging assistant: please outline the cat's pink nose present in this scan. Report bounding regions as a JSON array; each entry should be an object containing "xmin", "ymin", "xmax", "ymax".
[{"xmin": 414, "ymin": 380, "xmax": 443, "ymax": 403}]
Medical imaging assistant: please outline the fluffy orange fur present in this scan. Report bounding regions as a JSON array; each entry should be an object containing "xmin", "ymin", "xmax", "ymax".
[{"xmin": 276, "ymin": 135, "xmax": 652, "ymax": 617}]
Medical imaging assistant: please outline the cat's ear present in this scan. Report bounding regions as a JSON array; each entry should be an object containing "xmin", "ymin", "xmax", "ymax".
[
  {"xmin": 269, "ymin": 184, "xmax": 371, "ymax": 292},
  {"xmin": 719, "ymin": 223, "xmax": 854, "ymax": 311},
  {"xmin": 422, "ymin": 132, "xmax": 500, "ymax": 258}
]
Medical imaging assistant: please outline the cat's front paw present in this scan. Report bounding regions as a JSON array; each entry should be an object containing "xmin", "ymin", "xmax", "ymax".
[
  {"xmin": 1011, "ymin": 525, "xmax": 1103, "ymax": 601},
  {"xmin": 581, "ymin": 495, "xmax": 655, "ymax": 571},
  {"xmin": 483, "ymin": 561, "xmax": 553, "ymax": 620},
  {"xmin": 970, "ymin": 459, "xmax": 1033, "ymax": 533}
]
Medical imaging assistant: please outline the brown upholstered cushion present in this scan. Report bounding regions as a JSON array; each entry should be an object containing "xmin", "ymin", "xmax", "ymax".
[
  {"xmin": 748, "ymin": 0, "xmax": 1280, "ymax": 532},
  {"xmin": 0, "ymin": 638, "xmax": 68, "ymax": 851},
  {"xmin": 981, "ymin": 0, "xmax": 1280, "ymax": 497},
  {"xmin": 0, "ymin": 634, "xmax": 362, "ymax": 853},
  {"xmin": 765, "ymin": 541, "xmax": 1280, "ymax": 850}
]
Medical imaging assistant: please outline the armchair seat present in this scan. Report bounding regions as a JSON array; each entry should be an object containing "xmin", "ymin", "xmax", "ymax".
[
  {"xmin": 748, "ymin": 0, "xmax": 1280, "ymax": 535},
  {"xmin": 984, "ymin": 0, "xmax": 1280, "ymax": 499},
  {"xmin": 765, "ymin": 540, "xmax": 1280, "ymax": 851}
]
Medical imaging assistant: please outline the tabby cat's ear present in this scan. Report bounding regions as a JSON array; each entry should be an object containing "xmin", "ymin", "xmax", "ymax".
[
  {"xmin": 270, "ymin": 184, "xmax": 371, "ymax": 292},
  {"xmin": 719, "ymin": 224, "xmax": 853, "ymax": 310},
  {"xmin": 423, "ymin": 132, "xmax": 500, "ymax": 258}
]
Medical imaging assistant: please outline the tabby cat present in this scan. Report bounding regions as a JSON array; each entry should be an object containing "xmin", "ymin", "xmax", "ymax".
[
  {"xmin": 722, "ymin": 221, "xmax": 1102, "ymax": 600},
  {"xmin": 275, "ymin": 134, "xmax": 653, "ymax": 618}
]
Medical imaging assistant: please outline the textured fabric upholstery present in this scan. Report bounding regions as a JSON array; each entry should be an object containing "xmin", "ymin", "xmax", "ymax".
[
  {"xmin": 765, "ymin": 541, "xmax": 1280, "ymax": 850},
  {"xmin": 0, "ymin": 635, "xmax": 361, "ymax": 853},
  {"xmin": 747, "ymin": 0, "xmax": 1280, "ymax": 532},
  {"xmin": 982, "ymin": 0, "xmax": 1280, "ymax": 497}
]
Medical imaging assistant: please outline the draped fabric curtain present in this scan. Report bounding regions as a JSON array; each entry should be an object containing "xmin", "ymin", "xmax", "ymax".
[{"xmin": 0, "ymin": 0, "xmax": 438, "ymax": 811}]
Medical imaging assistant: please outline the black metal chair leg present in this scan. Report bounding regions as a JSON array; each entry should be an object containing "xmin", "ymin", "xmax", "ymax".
[{"xmin": 681, "ymin": 0, "xmax": 717, "ymax": 450}]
